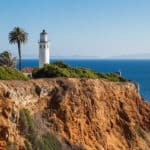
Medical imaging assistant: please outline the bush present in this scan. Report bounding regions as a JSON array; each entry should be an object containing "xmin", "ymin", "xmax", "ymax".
[
  {"xmin": 135, "ymin": 125, "xmax": 145, "ymax": 139},
  {"xmin": 0, "ymin": 51, "xmax": 16, "ymax": 68},
  {"xmin": 0, "ymin": 67, "xmax": 28, "ymax": 80},
  {"xmin": 70, "ymin": 67, "xmax": 98, "ymax": 78},
  {"xmin": 19, "ymin": 109, "xmax": 35, "ymax": 136},
  {"xmin": 32, "ymin": 61, "xmax": 127, "ymax": 82},
  {"xmin": 19, "ymin": 109, "xmax": 61, "ymax": 150},
  {"xmin": 98, "ymin": 73, "xmax": 127, "ymax": 82},
  {"xmin": 24, "ymin": 140, "xmax": 33, "ymax": 150},
  {"xmin": 32, "ymin": 65, "xmax": 70, "ymax": 78},
  {"xmin": 43, "ymin": 133, "xmax": 62, "ymax": 150},
  {"xmin": 52, "ymin": 61, "xmax": 70, "ymax": 68}
]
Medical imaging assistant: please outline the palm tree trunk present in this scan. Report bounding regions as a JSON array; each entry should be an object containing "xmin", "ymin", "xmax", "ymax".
[{"xmin": 17, "ymin": 41, "xmax": 21, "ymax": 70}]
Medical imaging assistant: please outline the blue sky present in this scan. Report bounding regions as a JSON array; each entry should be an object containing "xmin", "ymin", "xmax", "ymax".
[{"xmin": 1, "ymin": 0, "xmax": 150, "ymax": 58}]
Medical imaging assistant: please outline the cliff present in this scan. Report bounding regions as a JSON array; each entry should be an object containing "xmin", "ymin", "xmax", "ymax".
[{"xmin": 0, "ymin": 78, "xmax": 150, "ymax": 150}]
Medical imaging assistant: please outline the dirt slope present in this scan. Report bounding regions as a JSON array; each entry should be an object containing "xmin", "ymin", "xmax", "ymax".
[{"xmin": 0, "ymin": 78, "xmax": 150, "ymax": 150}]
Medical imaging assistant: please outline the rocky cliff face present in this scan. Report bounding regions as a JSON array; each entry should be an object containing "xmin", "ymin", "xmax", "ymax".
[{"xmin": 0, "ymin": 78, "xmax": 150, "ymax": 150}]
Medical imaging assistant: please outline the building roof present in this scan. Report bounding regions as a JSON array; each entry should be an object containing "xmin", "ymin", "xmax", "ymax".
[
  {"xmin": 41, "ymin": 29, "xmax": 48, "ymax": 34},
  {"xmin": 21, "ymin": 67, "xmax": 33, "ymax": 73}
]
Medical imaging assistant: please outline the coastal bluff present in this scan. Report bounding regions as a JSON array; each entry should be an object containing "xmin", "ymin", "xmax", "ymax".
[{"xmin": 0, "ymin": 78, "xmax": 150, "ymax": 150}]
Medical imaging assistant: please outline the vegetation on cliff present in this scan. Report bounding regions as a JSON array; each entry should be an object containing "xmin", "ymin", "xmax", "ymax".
[
  {"xmin": 0, "ymin": 78, "xmax": 149, "ymax": 150},
  {"xmin": 0, "ymin": 51, "xmax": 28, "ymax": 80},
  {"xmin": 19, "ymin": 108, "xmax": 61, "ymax": 150},
  {"xmin": 0, "ymin": 51, "xmax": 16, "ymax": 68},
  {"xmin": 32, "ymin": 61, "xmax": 127, "ymax": 82},
  {"xmin": 0, "ymin": 67, "xmax": 28, "ymax": 80}
]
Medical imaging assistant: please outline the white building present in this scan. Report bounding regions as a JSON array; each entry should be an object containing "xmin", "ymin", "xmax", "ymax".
[{"xmin": 39, "ymin": 30, "xmax": 50, "ymax": 67}]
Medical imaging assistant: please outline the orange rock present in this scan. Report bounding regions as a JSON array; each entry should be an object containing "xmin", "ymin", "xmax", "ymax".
[
  {"xmin": 0, "ymin": 140, "xmax": 6, "ymax": 150},
  {"xmin": 0, "ymin": 78, "xmax": 149, "ymax": 150}
]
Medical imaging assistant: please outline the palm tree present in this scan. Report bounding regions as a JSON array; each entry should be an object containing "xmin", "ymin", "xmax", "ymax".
[
  {"xmin": 0, "ymin": 51, "xmax": 16, "ymax": 68},
  {"xmin": 9, "ymin": 27, "xmax": 28, "ymax": 70}
]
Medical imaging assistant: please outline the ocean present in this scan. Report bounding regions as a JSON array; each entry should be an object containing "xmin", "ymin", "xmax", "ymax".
[{"xmin": 20, "ymin": 59, "xmax": 150, "ymax": 102}]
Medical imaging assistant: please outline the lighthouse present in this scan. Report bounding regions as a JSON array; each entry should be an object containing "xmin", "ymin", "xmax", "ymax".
[{"xmin": 39, "ymin": 30, "xmax": 50, "ymax": 67}]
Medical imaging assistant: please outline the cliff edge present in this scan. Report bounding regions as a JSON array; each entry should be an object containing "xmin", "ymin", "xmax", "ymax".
[{"xmin": 0, "ymin": 78, "xmax": 150, "ymax": 150}]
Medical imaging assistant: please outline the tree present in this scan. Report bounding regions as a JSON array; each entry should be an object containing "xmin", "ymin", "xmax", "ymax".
[
  {"xmin": 0, "ymin": 51, "xmax": 16, "ymax": 68},
  {"xmin": 9, "ymin": 27, "xmax": 28, "ymax": 70}
]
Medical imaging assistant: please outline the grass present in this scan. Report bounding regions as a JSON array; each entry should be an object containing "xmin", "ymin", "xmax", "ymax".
[
  {"xmin": 19, "ymin": 109, "xmax": 35, "ymax": 136},
  {"xmin": 135, "ymin": 124, "xmax": 145, "ymax": 140},
  {"xmin": 6, "ymin": 141, "xmax": 17, "ymax": 150},
  {"xmin": 0, "ymin": 67, "xmax": 28, "ymax": 80},
  {"xmin": 32, "ymin": 61, "xmax": 127, "ymax": 82},
  {"xmin": 19, "ymin": 109, "xmax": 62, "ymax": 150},
  {"xmin": 24, "ymin": 140, "xmax": 33, "ymax": 150},
  {"xmin": 42, "ymin": 134, "xmax": 62, "ymax": 150}
]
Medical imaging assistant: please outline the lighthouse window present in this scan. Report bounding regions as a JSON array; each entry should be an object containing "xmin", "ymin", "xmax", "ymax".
[
  {"xmin": 40, "ymin": 45, "xmax": 42, "ymax": 48},
  {"xmin": 44, "ymin": 45, "xmax": 45, "ymax": 48}
]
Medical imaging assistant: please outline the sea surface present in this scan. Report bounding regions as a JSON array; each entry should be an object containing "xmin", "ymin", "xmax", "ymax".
[{"xmin": 20, "ymin": 59, "xmax": 150, "ymax": 102}]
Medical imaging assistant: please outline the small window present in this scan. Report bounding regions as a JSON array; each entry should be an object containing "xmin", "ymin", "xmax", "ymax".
[
  {"xmin": 44, "ymin": 45, "xmax": 45, "ymax": 48},
  {"xmin": 40, "ymin": 45, "xmax": 42, "ymax": 48}
]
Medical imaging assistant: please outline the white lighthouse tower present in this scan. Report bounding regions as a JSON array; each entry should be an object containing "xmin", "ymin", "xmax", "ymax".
[{"xmin": 39, "ymin": 30, "xmax": 50, "ymax": 67}]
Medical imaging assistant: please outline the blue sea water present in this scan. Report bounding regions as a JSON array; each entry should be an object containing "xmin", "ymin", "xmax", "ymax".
[{"xmin": 20, "ymin": 59, "xmax": 150, "ymax": 102}]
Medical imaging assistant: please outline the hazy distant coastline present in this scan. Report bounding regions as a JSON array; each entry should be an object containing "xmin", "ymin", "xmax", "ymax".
[{"xmin": 23, "ymin": 53, "xmax": 150, "ymax": 60}]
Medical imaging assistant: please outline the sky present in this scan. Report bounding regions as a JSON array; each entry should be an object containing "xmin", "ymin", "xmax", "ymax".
[{"xmin": 1, "ymin": 0, "xmax": 150, "ymax": 59}]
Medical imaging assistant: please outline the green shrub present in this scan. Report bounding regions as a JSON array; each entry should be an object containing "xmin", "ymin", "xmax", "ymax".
[
  {"xmin": 28, "ymin": 134, "xmax": 62, "ymax": 150},
  {"xmin": 19, "ymin": 109, "xmax": 35, "ymax": 137},
  {"xmin": 32, "ymin": 65, "xmax": 70, "ymax": 78},
  {"xmin": 52, "ymin": 61, "xmax": 70, "ymax": 68},
  {"xmin": 0, "ymin": 67, "xmax": 28, "ymax": 80},
  {"xmin": 70, "ymin": 67, "xmax": 98, "ymax": 78},
  {"xmin": 97, "ymin": 73, "xmax": 127, "ymax": 82},
  {"xmin": 32, "ymin": 61, "xmax": 127, "ymax": 82},
  {"xmin": 43, "ymin": 133, "xmax": 62, "ymax": 150},
  {"xmin": 24, "ymin": 140, "xmax": 33, "ymax": 150},
  {"xmin": 20, "ymin": 109, "xmax": 61, "ymax": 150},
  {"xmin": 32, "ymin": 135, "xmax": 46, "ymax": 150},
  {"xmin": 135, "ymin": 125, "xmax": 145, "ymax": 139}
]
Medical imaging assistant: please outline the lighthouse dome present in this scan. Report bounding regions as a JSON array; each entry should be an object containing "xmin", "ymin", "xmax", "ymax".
[
  {"xmin": 40, "ymin": 29, "xmax": 48, "ymax": 42},
  {"xmin": 41, "ymin": 30, "xmax": 48, "ymax": 34}
]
